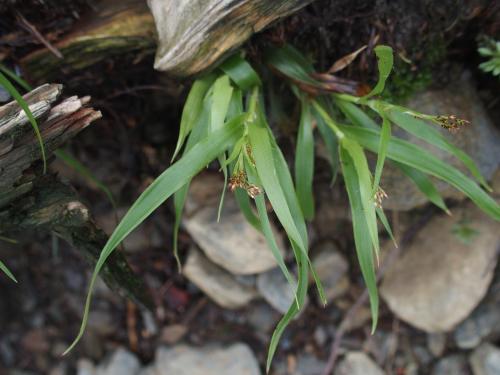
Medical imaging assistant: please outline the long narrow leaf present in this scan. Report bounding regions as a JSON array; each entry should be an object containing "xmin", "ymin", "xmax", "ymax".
[
  {"xmin": 386, "ymin": 108, "xmax": 491, "ymax": 191},
  {"xmin": 268, "ymin": 129, "xmax": 326, "ymax": 304},
  {"xmin": 266, "ymin": 249, "xmax": 308, "ymax": 372},
  {"xmin": 0, "ymin": 260, "xmax": 17, "ymax": 283},
  {"xmin": 340, "ymin": 125, "xmax": 500, "ymax": 220},
  {"xmin": 219, "ymin": 54, "xmax": 261, "ymax": 91},
  {"xmin": 395, "ymin": 161, "xmax": 450, "ymax": 214},
  {"xmin": 64, "ymin": 114, "xmax": 246, "ymax": 355},
  {"xmin": 335, "ymin": 99, "xmax": 379, "ymax": 130},
  {"xmin": 313, "ymin": 101, "xmax": 340, "ymax": 182},
  {"xmin": 248, "ymin": 110, "xmax": 307, "ymax": 252},
  {"xmin": 0, "ymin": 63, "xmax": 32, "ymax": 92},
  {"xmin": 265, "ymin": 45, "xmax": 319, "ymax": 86},
  {"xmin": 372, "ymin": 113, "xmax": 391, "ymax": 192},
  {"xmin": 342, "ymin": 139, "xmax": 380, "ymax": 257},
  {"xmin": 172, "ymin": 74, "xmax": 216, "ymax": 160},
  {"xmin": 295, "ymin": 96, "xmax": 315, "ymax": 219},
  {"xmin": 210, "ymin": 75, "xmax": 234, "ymax": 220},
  {"xmin": 245, "ymin": 164, "xmax": 295, "ymax": 292},
  {"xmin": 0, "ymin": 71, "xmax": 47, "ymax": 173},
  {"xmin": 172, "ymin": 91, "xmax": 213, "ymax": 264},
  {"xmin": 340, "ymin": 146, "xmax": 379, "ymax": 332}
]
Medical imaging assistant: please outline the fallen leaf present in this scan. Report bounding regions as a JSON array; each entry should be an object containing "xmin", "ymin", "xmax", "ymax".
[{"xmin": 328, "ymin": 45, "xmax": 367, "ymax": 73}]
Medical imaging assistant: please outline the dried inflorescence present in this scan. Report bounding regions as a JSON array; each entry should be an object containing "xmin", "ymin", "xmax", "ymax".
[
  {"xmin": 228, "ymin": 170, "xmax": 262, "ymax": 198},
  {"xmin": 373, "ymin": 187, "xmax": 388, "ymax": 209},
  {"xmin": 435, "ymin": 114, "xmax": 470, "ymax": 133}
]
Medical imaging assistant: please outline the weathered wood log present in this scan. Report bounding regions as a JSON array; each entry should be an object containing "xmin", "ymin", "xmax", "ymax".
[
  {"xmin": 148, "ymin": 0, "xmax": 317, "ymax": 76},
  {"xmin": 20, "ymin": 0, "xmax": 317, "ymax": 80},
  {"xmin": 20, "ymin": 0, "xmax": 156, "ymax": 82},
  {"xmin": 0, "ymin": 85, "xmax": 152, "ymax": 309}
]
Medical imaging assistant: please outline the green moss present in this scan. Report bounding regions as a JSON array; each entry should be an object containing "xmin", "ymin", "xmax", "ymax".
[{"xmin": 382, "ymin": 37, "xmax": 446, "ymax": 103}]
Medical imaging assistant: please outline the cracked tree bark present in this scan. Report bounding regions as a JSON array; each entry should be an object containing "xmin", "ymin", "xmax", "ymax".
[{"xmin": 0, "ymin": 84, "xmax": 153, "ymax": 309}]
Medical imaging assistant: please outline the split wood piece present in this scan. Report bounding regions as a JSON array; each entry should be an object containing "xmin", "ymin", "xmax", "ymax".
[
  {"xmin": 0, "ymin": 83, "xmax": 152, "ymax": 309},
  {"xmin": 20, "ymin": 0, "xmax": 156, "ymax": 81},
  {"xmin": 149, "ymin": 0, "xmax": 317, "ymax": 76}
]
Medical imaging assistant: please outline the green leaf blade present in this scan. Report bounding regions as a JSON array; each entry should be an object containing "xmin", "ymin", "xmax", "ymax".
[
  {"xmin": 64, "ymin": 114, "xmax": 245, "ymax": 355},
  {"xmin": 340, "ymin": 146, "xmax": 379, "ymax": 332},
  {"xmin": 295, "ymin": 97, "xmax": 315, "ymax": 220}
]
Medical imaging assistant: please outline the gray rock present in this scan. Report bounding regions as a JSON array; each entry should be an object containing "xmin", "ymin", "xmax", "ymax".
[
  {"xmin": 312, "ymin": 241, "xmax": 349, "ymax": 303},
  {"xmin": 257, "ymin": 268, "xmax": 301, "ymax": 314},
  {"xmin": 246, "ymin": 302, "xmax": 281, "ymax": 334},
  {"xmin": 336, "ymin": 352, "xmax": 385, "ymax": 375},
  {"xmin": 454, "ymin": 253, "xmax": 500, "ymax": 349},
  {"xmin": 87, "ymin": 309, "xmax": 116, "ymax": 336},
  {"xmin": 427, "ymin": 333, "xmax": 447, "ymax": 357},
  {"xmin": 184, "ymin": 174, "xmax": 282, "ymax": 275},
  {"xmin": 77, "ymin": 358, "xmax": 96, "ymax": 375},
  {"xmin": 432, "ymin": 355, "xmax": 470, "ymax": 375},
  {"xmin": 140, "ymin": 343, "xmax": 261, "ymax": 375},
  {"xmin": 470, "ymin": 343, "xmax": 500, "ymax": 375},
  {"xmin": 96, "ymin": 348, "xmax": 141, "ymax": 375},
  {"xmin": 381, "ymin": 204, "xmax": 499, "ymax": 332},
  {"xmin": 381, "ymin": 74, "xmax": 500, "ymax": 211},
  {"xmin": 184, "ymin": 247, "xmax": 257, "ymax": 309}
]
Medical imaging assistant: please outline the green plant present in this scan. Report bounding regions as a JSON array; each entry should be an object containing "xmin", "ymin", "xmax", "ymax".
[
  {"xmin": 63, "ymin": 43, "xmax": 499, "ymax": 370},
  {"xmin": 478, "ymin": 37, "xmax": 500, "ymax": 77}
]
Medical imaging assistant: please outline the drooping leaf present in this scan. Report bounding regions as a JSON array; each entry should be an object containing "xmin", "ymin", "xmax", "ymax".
[
  {"xmin": 64, "ymin": 114, "xmax": 246, "ymax": 355},
  {"xmin": 341, "ymin": 138, "xmax": 380, "ymax": 257},
  {"xmin": 395, "ymin": 161, "xmax": 450, "ymax": 214},
  {"xmin": 0, "ymin": 63, "xmax": 32, "ymax": 92},
  {"xmin": 268, "ymin": 129, "xmax": 326, "ymax": 305},
  {"xmin": 266, "ymin": 250, "xmax": 308, "ymax": 372},
  {"xmin": 372, "ymin": 113, "xmax": 391, "ymax": 193},
  {"xmin": 248, "ymin": 107, "xmax": 307, "ymax": 252},
  {"xmin": 0, "ymin": 71, "xmax": 47, "ymax": 173},
  {"xmin": 210, "ymin": 74, "xmax": 234, "ymax": 221},
  {"xmin": 265, "ymin": 45, "xmax": 319, "ymax": 86},
  {"xmin": 172, "ymin": 89, "xmax": 213, "ymax": 265},
  {"xmin": 244, "ymin": 163, "xmax": 295, "ymax": 293},
  {"xmin": 0, "ymin": 260, "xmax": 17, "ymax": 283},
  {"xmin": 295, "ymin": 96, "xmax": 315, "ymax": 219},
  {"xmin": 335, "ymin": 98, "xmax": 379, "ymax": 130},
  {"xmin": 385, "ymin": 107, "xmax": 491, "ymax": 191},
  {"xmin": 312, "ymin": 97, "xmax": 340, "ymax": 182},
  {"xmin": 219, "ymin": 53, "xmax": 261, "ymax": 90},
  {"xmin": 340, "ymin": 146, "xmax": 379, "ymax": 332},
  {"xmin": 376, "ymin": 207, "xmax": 397, "ymax": 248},
  {"xmin": 172, "ymin": 74, "xmax": 216, "ymax": 160},
  {"xmin": 339, "ymin": 125, "xmax": 500, "ymax": 220}
]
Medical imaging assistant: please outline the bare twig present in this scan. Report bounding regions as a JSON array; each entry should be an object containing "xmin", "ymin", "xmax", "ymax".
[{"xmin": 17, "ymin": 12, "xmax": 63, "ymax": 59}]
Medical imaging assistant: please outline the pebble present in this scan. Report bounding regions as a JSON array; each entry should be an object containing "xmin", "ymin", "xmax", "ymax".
[
  {"xmin": 139, "ymin": 343, "xmax": 261, "ymax": 375},
  {"xmin": 184, "ymin": 247, "xmax": 257, "ymax": 309}
]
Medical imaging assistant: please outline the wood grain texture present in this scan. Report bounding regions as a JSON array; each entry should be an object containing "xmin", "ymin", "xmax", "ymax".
[
  {"xmin": 21, "ymin": 0, "xmax": 156, "ymax": 81},
  {"xmin": 149, "ymin": 0, "xmax": 317, "ymax": 76},
  {"xmin": 0, "ymin": 84, "xmax": 152, "ymax": 309}
]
